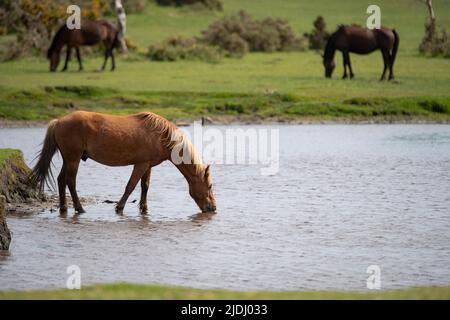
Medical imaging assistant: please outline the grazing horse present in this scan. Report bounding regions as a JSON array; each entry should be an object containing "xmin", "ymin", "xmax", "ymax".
[
  {"xmin": 47, "ymin": 20, "xmax": 120, "ymax": 72},
  {"xmin": 31, "ymin": 111, "xmax": 217, "ymax": 215},
  {"xmin": 323, "ymin": 25, "xmax": 399, "ymax": 80}
]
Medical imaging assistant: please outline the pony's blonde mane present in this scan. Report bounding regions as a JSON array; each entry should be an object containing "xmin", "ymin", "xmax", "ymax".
[{"xmin": 134, "ymin": 112, "xmax": 204, "ymax": 174}]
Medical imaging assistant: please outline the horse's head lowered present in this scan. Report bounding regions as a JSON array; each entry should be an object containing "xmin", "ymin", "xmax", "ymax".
[
  {"xmin": 47, "ymin": 47, "xmax": 60, "ymax": 72},
  {"xmin": 189, "ymin": 165, "xmax": 217, "ymax": 213},
  {"xmin": 323, "ymin": 55, "xmax": 335, "ymax": 78}
]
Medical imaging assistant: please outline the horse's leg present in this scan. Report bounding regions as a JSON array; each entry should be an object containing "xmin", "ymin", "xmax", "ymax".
[
  {"xmin": 75, "ymin": 47, "xmax": 83, "ymax": 71},
  {"xmin": 388, "ymin": 53, "xmax": 395, "ymax": 81},
  {"xmin": 347, "ymin": 53, "xmax": 355, "ymax": 79},
  {"xmin": 342, "ymin": 51, "xmax": 348, "ymax": 79},
  {"xmin": 139, "ymin": 166, "xmax": 152, "ymax": 214},
  {"xmin": 62, "ymin": 46, "xmax": 71, "ymax": 71},
  {"xmin": 101, "ymin": 49, "xmax": 109, "ymax": 71},
  {"xmin": 66, "ymin": 159, "xmax": 85, "ymax": 214},
  {"xmin": 110, "ymin": 49, "xmax": 116, "ymax": 71},
  {"xmin": 57, "ymin": 162, "xmax": 68, "ymax": 215},
  {"xmin": 116, "ymin": 163, "xmax": 149, "ymax": 214},
  {"xmin": 380, "ymin": 49, "xmax": 389, "ymax": 81}
]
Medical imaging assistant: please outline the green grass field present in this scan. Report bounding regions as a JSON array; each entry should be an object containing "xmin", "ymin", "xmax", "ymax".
[
  {"xmin": 0, "ymin": 0, "xmax": 450, "ymax": 122},
  {"xmin": 0, "ymin": 283, "xmax": 449, "ymax": 300}
]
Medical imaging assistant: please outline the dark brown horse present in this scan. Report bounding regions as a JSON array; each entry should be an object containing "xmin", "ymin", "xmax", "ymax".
[
  {"xmin": 323, "ymin": 25, "xmax": 399, "ymax": 80},
  {"xmin": 47, "ymin": 20, "xmax": 120, "ymax": 72}
]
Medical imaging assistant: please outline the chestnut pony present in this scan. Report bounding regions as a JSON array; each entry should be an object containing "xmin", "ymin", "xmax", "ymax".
[
  {"xmin": 47, "ymin": 20, "xmax": 120, "ymax": 72},
  {"xmin": 31, "ymin": 111, "xmax": 217, "ymax": 214},
  {"xmin": 323, "ymin": 25, "xmax": 399, "ymax": 80}
]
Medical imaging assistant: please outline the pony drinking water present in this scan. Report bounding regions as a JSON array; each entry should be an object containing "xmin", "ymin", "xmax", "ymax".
[{"xmin": 31, "ymin": 111, "xmax": 217, "ymax": 215}]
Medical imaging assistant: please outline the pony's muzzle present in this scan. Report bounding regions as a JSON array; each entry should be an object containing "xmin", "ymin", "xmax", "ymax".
[{"xmin": 202, "ymin": 204, "xmax": 217, "ymax": 213}]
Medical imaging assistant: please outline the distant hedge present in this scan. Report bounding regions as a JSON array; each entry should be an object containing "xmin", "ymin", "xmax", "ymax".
[
  {"xmin": 200, "ymin": 11, "xmax": 307, "ymax": 56},
  {"xmin": 148, "ymin": 36, "xmax": 223, "ymax": 62},
  {"xmin": 155, "ymin": 0, "xmax": 223, "ymax": 11}
]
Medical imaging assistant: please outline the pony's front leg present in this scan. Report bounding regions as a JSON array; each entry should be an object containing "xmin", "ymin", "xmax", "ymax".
[
  {"xmin": 342, "ymin": 51, "xmax": 348, "ymax": 79},
  {"xmin": 139, "ymin": 166, "xmax": 152, "ymax": 214},
  {"xmin": 62, "ymin": 46, "xmax": 71, "ymax": 72},
  {"xmin": 116, "ymin": 163, "xmax": 149, "ymax": 214},
  {"xmin": 66, "ymin": 160, "xmax": 85, "ymax": 214},
  {"xmin": 75, "ymin": 47, "xmax": 83, "ymax": 71}
]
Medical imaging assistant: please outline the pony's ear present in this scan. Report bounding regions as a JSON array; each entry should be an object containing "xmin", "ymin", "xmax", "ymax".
[{"xmin": 204, "ymin": 165, "xmax": 211, "ymax": 178}]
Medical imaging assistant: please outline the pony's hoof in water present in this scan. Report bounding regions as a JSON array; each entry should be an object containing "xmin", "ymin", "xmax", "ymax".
[
  {"xmin": 75, "ymin": 208, "xmax": 86, "ymax": 214},
  {"xmin": 59, "ymin": 207, "xmax": 68, "ymax": 215},
  {"xmin": 115, "ymin": 206, "xmax": 124, "ymax": 214},
  {"xmin": 140, "ymin": 207, "xmax": 148, "ymax": 215}
]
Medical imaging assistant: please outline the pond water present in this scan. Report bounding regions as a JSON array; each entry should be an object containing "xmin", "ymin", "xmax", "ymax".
[{"xmin": 0, "ymin": 124, "xmax": 449, "ymax": 292}]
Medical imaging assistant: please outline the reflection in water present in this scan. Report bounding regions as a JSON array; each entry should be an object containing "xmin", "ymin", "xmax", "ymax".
[{"xmin": 0, "ymin": 125, "xmax": 450, "ymax": 292}]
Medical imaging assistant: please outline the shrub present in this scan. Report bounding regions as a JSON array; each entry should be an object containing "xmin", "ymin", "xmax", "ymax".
[
  {"xmin": 419, "ymin": 20, "xmax": 450, "ymax": 58},
  {"xmin": 200, "ymin": 10, "xmax": 307, "ymax": 56},
  {"xmin": 148, "ymin": 36, "xmax": 222, "ymax": 62},
  {"xmin": 123, "ymin": 0, "xmax": 147, "ymax": 14},
  {"xmin": 304, "ymin": 16, "xmax": 330, "ymax": 50},
  {"xmin": 0, "ymin": 0, "xmax": 111, "ymax": 61},
  {"xmin": 155, "ymin": 0, "xmax": 223, "ymax": 11}
]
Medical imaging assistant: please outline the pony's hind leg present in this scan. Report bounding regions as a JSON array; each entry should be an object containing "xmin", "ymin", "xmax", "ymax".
[
  {"xmin": 101, "ymin": 49, "xmax": 109, "ymax": 71},
  {"xmin": 380, "ymin": 49, "xmax": 389, "ymax": 81},
  {"xmin": 139, "ymin": 166, "xmax": 152, "ymax": 214},
  {"xmin": 66, "ymin": 159, "xmax": 85, "ymax": 214},
  {"xmin": 116, "ymin": 163, "xmax": 149, "ymax": 214},
  {"xmin": 57, "ymin": 163, "xmax": 68, "ymax": 214},
  {"xmin": 110, "ymin": 49, "xmax": 116, "ymax": 71},
  {"xmin": 388, "ymin": 54, "xmax": 395, "ymax": 80}
]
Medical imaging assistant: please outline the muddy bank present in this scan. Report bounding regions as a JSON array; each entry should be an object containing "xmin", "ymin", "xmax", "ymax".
[
  {"xmin": 2, "ymin": 115, "xmax": 450, "ymax": 129},
  {"xmin": 0, "ymin": 195, "xmax": 10, "ymax": 250},
  {"xmin": 0, "ymin": 149, "xmax": 40, "ymax": 203}
]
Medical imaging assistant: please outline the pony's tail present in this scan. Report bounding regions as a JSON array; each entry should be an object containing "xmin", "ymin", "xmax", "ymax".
[
  {"xmin": 391, "ymin": 29, "xmax": 400, "ymax": 65},
  {"xmin": 30, "ymin": 119, "xmax": 59, "ymax": 193}
]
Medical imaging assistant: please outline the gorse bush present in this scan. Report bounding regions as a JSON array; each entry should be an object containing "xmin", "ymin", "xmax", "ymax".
[
  {"xmin": 304, "ymin": 16, "xmax": 329, "ymax": 51},
  {"xmin": 0, "ymin": 0, "xmax": 111, "ymax": 60},
  {"xmin": 122, "ymin": 0, "xmax": 147, "ymax": 13},
  {"xmin": 419, "ymin": 20, "xmax": 450, "ymax": 58},
  {"xmin": 148, "ymin": 36, "xmax": 223, "ymax": 62},
  {"xmin": 155, "ymin": 0, "xmax": 223, "ymax": 11},
  {"xmin": 200, "ymin": 10, "xmax": 307, "ymax": 56}
]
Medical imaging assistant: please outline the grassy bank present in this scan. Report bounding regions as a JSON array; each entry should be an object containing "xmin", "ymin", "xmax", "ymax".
[
  {"xmin": 0, "ymin": 0, "xmax": 450, "ymax": 123},
  {"xmin": 0, "ymin": 85, "xmax": 449, "ymax": 123},
  {"xmin": 0, "ymin": 148, "xmax": 39, "ymax": 203},
  {"xmin": 1, "ymin": 283, "xmax": 449, "ymax": 299}
]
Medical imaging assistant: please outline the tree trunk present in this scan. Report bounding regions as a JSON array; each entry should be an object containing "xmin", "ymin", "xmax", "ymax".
[
  {"xmin": 112, "ymin": 0, "xmax": 128, "ymax": 53},
  {"xmin": 426, "ymin": 0, "xmax": 435, "ymax": 21}
]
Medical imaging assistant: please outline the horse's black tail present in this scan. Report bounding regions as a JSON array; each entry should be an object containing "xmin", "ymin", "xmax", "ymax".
[
  {"xmin": 391, "ymin": 29, "xmax": 400, "ymax": 65},
  {"xmin": 30, "ymin": 120, "xmax": 59, "ymax": 193}
]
